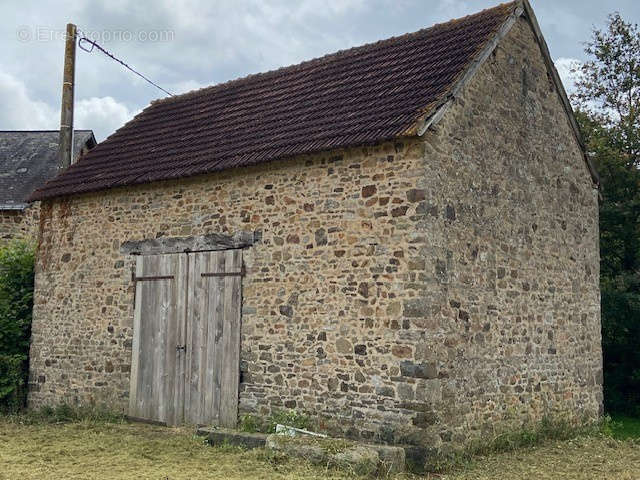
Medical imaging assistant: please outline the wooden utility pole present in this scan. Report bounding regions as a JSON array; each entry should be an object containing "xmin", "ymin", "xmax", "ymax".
[{"xmin": 58, "ymin": 23, "xmax": 76, "ymax": 170}]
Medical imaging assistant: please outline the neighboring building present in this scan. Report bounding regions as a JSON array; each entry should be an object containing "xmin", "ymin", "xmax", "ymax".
[
  {"xmin": 27, "ymin": 0, "xmax": 602, "ymax": 453},
  {"xmin": 0, "ymin": 130, "xmax": 96, "ymax": 244}
]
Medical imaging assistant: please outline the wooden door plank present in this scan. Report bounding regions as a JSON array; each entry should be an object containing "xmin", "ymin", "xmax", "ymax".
[
  {"xmin": 148, "ymin": 254, "xmax": 164, "ymax": 421},
  {"xmin": 184, "ymin": 254, "xmax": 193, "ymax": 424},
  {"xmin": 198, "ymin": 252, "xmax": 212, "ymax": 424},
  {"xmin": 208, "ymin": 251, "xmax": 226, "ymax": 425},
  {"xmin": 139, "ymin": 256, "xmax": 157, "ymax": 420},
  {"xmin": 172, "ymin": 253, "xmax": 188, "ymax": 426},
  {"xmin": 152, "ymin": 255, "xmax": 168, "ymax": 421},
  {"xmin": 219, "ymin": 249, "xmax": 242, "ymax": 428},
  {"xmin": 185, "ymin": 252, "xmax": 209, "ymax": 424},
  {"xmin": 137, "ymin": 257, "xmax": 155, "ymax": 418},
  {"xmin": 163, "ymin": 255, "xmax": 176, "ymax": 425},
  {"xmin": 128, "ymin": 256, "xmax": 144, "ymax": 417},
  {"xmin": 183, "ymin": 253, "xmax": 194, "ymax": 423},
  {"xmin": 159, "ymin": 254, "xmax": 177, "ymax": 423},
  {"xmin": 202, "ymin": 253, "xmax": 214, "ymax": 424}
]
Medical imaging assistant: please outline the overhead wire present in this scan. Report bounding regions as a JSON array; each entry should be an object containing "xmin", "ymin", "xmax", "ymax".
[{"xmin": 76, "ymin": 28, "xmax": 174, "ymax": 97}]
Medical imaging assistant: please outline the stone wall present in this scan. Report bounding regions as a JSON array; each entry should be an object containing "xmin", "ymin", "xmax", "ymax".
[
  {"xmin": 386, "ymin": 17, "xmax": 603, "ymax": 446},
  {"xmin": 0, "ymin": 203, "xmax": 40, "ymax": 245},
  {"xmin": 28, "ymin": 16, "xmax": 601, "ymax": 449}
]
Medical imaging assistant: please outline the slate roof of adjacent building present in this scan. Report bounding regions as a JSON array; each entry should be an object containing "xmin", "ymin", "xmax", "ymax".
[
  {"xmin": 30, "ymin": 2, "xmax": 527, "ymax": 201},
  {"xmin": 1, "ymin": 130, "xmax": 96, "ymax": 209}
]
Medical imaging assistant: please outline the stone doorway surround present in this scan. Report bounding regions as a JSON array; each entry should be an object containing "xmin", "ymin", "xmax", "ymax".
[{"xmin": 120, "ymin": 230, "xmax": 261, "ymax": 256}]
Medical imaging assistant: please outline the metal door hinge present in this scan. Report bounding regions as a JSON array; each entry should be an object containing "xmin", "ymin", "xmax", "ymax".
[{"xmin": 201, "ymin": 265, "xmax": 246, "ymax": 278}]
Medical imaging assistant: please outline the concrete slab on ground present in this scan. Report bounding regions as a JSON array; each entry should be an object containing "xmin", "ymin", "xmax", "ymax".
[{"xmin": 196, "ymin": 427, "xmax": 268, "ymax": 449}]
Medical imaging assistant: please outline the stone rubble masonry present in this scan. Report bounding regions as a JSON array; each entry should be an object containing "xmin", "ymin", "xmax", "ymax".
[
  {"xmin": 28, "ymin": 17, "xmax": 602, "ymax": 449},
  {"xmin": 0, "ymin": 203, "xmax": 40, "ymax": 245}
]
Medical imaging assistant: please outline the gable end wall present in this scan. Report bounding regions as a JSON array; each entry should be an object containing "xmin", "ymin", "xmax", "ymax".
[{"xmin": 400, "ymin": 16, "xmax": 601, "ymax": 445}]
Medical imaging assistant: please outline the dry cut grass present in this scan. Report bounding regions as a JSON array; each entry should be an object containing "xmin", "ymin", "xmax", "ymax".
[
  {"xmin": 0, "ymin": 420, "xmax": 357, "ymax": 480},
  {"xmin": 442, "ymin": 435, "xmax": 640, "ymax": 480},
  {"xmin": 0, "ymin": 419, "xmax": 639, "ymax": 479}
]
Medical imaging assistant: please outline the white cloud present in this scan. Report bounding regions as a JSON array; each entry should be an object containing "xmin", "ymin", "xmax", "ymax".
[
  {"xmin": 435, "ymin": 0, "xmax": 472, "ymax": 21},
  {"xmin": 0, "ymin": 71, "xmax": 56, "ymax": 129},
  {"xmin": 150, "ymin": 0, "xmax": 368, "ymax": 74},
  {"xmin": 75, "ymin": 96, "xmax": 138, "ymax": 141},
  {"xmin": 554, "ymin": 57, "xmax": 582, "ymax": 97},
  {"xmin": 1, "ymin": 0, "xmax": 634, "ymax": 144},
  {"xmin": 0, "ymin": 69, "xmax": 136, "ymax": 141},
  {"xmin": 172, "ymin": 79, "xmax": 209, "ymax": 95}
]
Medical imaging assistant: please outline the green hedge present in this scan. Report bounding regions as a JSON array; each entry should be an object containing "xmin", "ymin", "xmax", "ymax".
[
  {"xmin": 602, "ymin": 279, "xmax": 640, "ymax": 416},
  {"xmin": 0, "ymin": 240, "xmax": 35, "ymax": 412},
  {"xmin": 0, "ymin": 354, "xmax": 28, "ymax": 412}
]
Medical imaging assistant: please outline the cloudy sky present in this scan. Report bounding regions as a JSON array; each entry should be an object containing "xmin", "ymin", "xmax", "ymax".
[{"xmin": 1, "ymin": 0, "xmax": 638, "ymax": 141}]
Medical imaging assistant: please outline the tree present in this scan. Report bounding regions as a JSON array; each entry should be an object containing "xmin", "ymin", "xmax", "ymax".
[
  {"xmin": 573, "ymin": 13, "xmax": 640, "ymax": 169},
  {"xmin": 0, "ymin": 240, "xmax": 35, "ymax": 412},
  {"xmin": 572, "ymin": 14, "xmax": 640, "ymax": 415}
]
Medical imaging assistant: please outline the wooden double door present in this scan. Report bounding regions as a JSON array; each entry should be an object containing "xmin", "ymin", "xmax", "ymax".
[{"xmin": 129, "ymin": 250, "xmax": 242, "ymax": 427}]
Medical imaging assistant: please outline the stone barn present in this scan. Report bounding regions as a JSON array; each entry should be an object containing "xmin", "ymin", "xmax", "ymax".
[
  {"xmin": 28, "ymin": 0, "xmax": 602, "ymax": 449},
  {"xmin": 0, "ymin": 130, "xmax": 95, "ymax": 244}
]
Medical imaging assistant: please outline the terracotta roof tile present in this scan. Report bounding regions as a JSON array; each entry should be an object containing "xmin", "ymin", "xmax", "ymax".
[{"xmin": 30, "ymin": 2, "xmax": 515, "ymax": 201}]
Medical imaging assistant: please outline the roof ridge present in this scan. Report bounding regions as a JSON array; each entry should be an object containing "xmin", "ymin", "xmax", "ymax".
[
  {"xmin": 150, "ymin": 1, "xmax": 517, "ymax": 107},
  {"xmin": 0, "ymin": 129, "xmax": 94, "ymax": 133}
]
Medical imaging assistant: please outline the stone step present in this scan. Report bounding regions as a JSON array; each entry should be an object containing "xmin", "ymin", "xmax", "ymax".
[
  {"xmin": 197, "ymin": 427, "xmax": 408, "ymax": 473},
  {"xmin": 265, "ymin": 434, "xmax": 406, "ymax": 474},
  {"xmin": 196, "ymin": 427, "xmax": 268, "ymax": 450}
]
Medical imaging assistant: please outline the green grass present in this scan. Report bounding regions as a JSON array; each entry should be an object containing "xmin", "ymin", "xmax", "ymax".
[
  {"xmin": 610, "ymin": 414, "xmax": 640, "ymax": 439},
  {"xmin": 3, "ymin": 403, "xmax": 125, "ymax": 425},
  {"xmin": 239, "ymin": 409, "xmax": 313, "ymax": 434},
  {"xmin": 425, "ymin": 415, "xmax": 613, "ymax": 473}
]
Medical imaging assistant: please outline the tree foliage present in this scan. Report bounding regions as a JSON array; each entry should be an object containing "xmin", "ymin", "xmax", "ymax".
[
  {"xmin": 0, "ymin": 240, "xmax": 35, "ymax": 412},
  {"xmin": 573, "ymin": 14, "xmax": 640, "ymax": 415},
  {"xmin": 573, "ymin": 13, "xmax": 640, "ymax": 168}
]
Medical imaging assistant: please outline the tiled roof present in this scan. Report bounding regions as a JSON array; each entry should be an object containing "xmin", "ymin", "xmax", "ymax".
[
  {"xmin": 0, "ymin": 130, "xmax": 95, "ymax": 208},
  {"xmin": 30, "ymin": 2, "xmax": 516, "ymax": 201}
]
